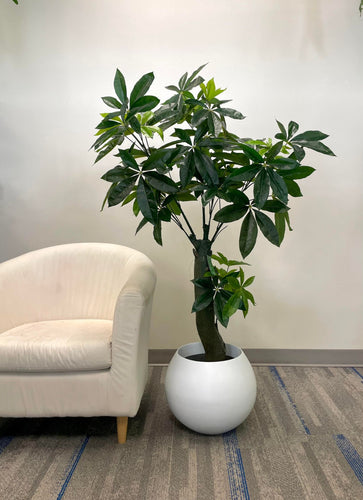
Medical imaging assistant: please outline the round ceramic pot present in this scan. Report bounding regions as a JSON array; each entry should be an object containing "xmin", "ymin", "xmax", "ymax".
[{"xmin": 165, "ymin": 342, "xmax": 256, "ymax": 435}]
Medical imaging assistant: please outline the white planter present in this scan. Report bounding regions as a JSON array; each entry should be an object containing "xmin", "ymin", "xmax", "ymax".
[{"xmin": 165, "ymin": 342, "xmax": 257, "ymax": 435}]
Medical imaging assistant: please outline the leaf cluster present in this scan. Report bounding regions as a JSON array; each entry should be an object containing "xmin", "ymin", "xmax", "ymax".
[
  {"xmin": 92, "ymin": 65, "xmax": 335, "ymax": 323},
  {"xmin": 192, "ymin": 253, "xmax": 255, "ymax": 328}
]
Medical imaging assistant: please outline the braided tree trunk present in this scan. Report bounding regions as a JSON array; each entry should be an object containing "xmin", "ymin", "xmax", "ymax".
[{"xmin": 193, "ymin": 239, "xmax": 226, "ymax": 361}]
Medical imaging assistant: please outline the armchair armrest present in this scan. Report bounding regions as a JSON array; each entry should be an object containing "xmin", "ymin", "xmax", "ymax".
[{"xmin": 109, "ymin": 253, "xmax": 156, "ymax": 415}]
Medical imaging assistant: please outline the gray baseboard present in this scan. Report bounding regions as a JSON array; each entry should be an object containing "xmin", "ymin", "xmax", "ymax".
[{"xmin": 148, "ymin": 348, "xmax": 363, "ymax": 366}]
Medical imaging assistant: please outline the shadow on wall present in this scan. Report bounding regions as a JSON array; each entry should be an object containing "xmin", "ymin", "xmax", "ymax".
[
  {"xmin": 224, "ymin": 287, "xmax": 326, "ymax": 349},
  {"xmin": 300, "ymin": 0, "xmax": 325, "ymax": 57},
  {"xmin": 0, "ymin": 184, "xmax": 33, "ymax": 261}
]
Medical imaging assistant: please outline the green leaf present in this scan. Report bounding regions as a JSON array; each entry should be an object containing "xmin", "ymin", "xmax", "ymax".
[
  {"xmin": 267, "ymin": 170, "xmax": 288, "ymax": 204},
  {"xmin": 222, "ymin": 293, "xmax": 241, "ymax": 319},
  {"xmin": 91, "ymin": 126, "xmax": 122, "ymax": 150},
  {"xmin": 94, "ymin": 140, "xmax": 118, "ymax": 163},
  {"xmin": 194, "ymin": 150, "xmax": 219, "ymax": 186},
  {"xmin": 180, "ymin": 151, "xmax": 195, "ymax": 187},
  {"xmin": 207, "ymin": 255, "xmax": 217, "ymax": 276},
  {"xmin": 239, "ymin": 211, "xmax": 258, "ymax": 258},
  {"xmin": 284, "ymin": 179, "xmax": 303, "ymax": 197},
  {"xmin": 101, "ymin": 166, "xmax": 135, "ymax": 182},
  {"xmin": 148, "ymin": 105, "xmax": 176, "ymax": 125},
  {"xmin": 179, "ymin": 72, "xmax": 188, "ymax": 89},
  {"xmin": 292, "ymin": 130, "xmax": 329, "ymax": 142},
  {"xmin": 102, "ymin": 96, "xmax": 122, "ymax": 109},
  {"xmin": 194, "ymin": 120, "xmax": 209, "ymax": 142},
  {"xmin": 122, "ymin": 191, "xmax": 137, "ymax": 206},
  {"xmin": 253, "ymin": 169, "xmax": 270, "ymax": 209},
  {"xmin": 130, "ymin": 72, "xmax": 154, "ymax": 105},
  {"xmin": 274, "ymin": 212, "xmax": 286, "ymax": 244},
  {"xmin": 118, "ymin": 149, "xmax": 139, "ymax": 170},
  {"xmin": 288, "ymin": 121, "xmax": 299, "ymax": 139},
  {"xmin": 192, "ymin": 290, "xmax": 214, "ymax": 313},
  {"xmin": 275, "ymin": 132, "xmax": 286, "ymax": 141},
  {"xmin": 242, "ymin": 288, "xmax": 255, "ymax": 305},
  {"xmin": 207, "ymin": 112, "xmax": 222, "ymax": 136},
  {"xmin": 144, "ymin": 172, "xmax": 178, "ymax": 193},
  {"xmin": 262, "ymin": 200, "xmax": 289, "ymax": 213},
  {"xmin": 133, "ymin": 198, "xmax": 140, "ymax": 216},
  {"xmin": 243, "ymin": 276, "xmax": 255, "ymax": 287},
  {"xmin": 114, "ymin": 69, "xmax": 127, "ymax": 104},
  {"xmin": 95, "ymin": 119, "xmax": 120, "ymax": 130},
  {"xmin": 240, "ymin": 144, "xmax": 264, "ymax": 163},
  {"xmin": 279, "ymin": 166, "xmax": 315, "ymax": 180},
  {"xmin": 227, "ymin": 165, "xmax": 261, "ymax": 183},
  {"xmin": 265, "ymin": 141, "xmax": 283, "ymax": 161},
  {"xmin": 227, "ymin": 190, "xmax": 250, "ymax": 206},
  {"xmin": 212, "ymin": 253, "xmax": 228, "ymax": 265},
  {"xmin": 192, "ymin": 277, "xmax": 214, "ymax": 289},
  {"xmin": 269, "ymin": 158, "xmax": 299, "ymax": 170},
  {"xmin": 291, "ymin": 144, "xmax": 305, "ymax": 162},
  {"xmin": 285, "ymin": 211, "xmax": 293, "ymax": 231},
  {"xmin": 153, "ymin": 220, "xmax": 162, "ymax": 246},
  {"xmin": 213, "ymin": 151, "xmax": 250, "ymax": 167},
  {"xmin": 129, "ymin": 115, "xmax": 141, "ymax": 133},
  {"xmin": 297, "ymin": 141, "xmax": 335, "ymax": 156},
  {"xmin": 191, "ymin": 109, "xmax": 208, "ymax": 127},
  {"xmin": 136, "ymin": 217, "xmax": 148, "ymax": 234},
  {"xmin": 255, "ymin": 211, "xmax": 280, "ymax": 247},
  {"xmin": 186, "ymin": 63, "xmax": 208, "ymax": 87},
  {"xmin": 165, "ymin": 85, "xmax": 179, "ymax": 92},
  {"xmin": 214, "ymin": 293, "xmax": 229, "ymax": 328},
  {"xmin": 158, "ymin": 207, "xmax": 172, "ymax": 221},
  {"xmin": 276, "ymin": 120, "xmax": 287, "ymax": 140},
  {"xmin": 167, "ymin": 198, "xmax": 181, "ymax": 216},
  {"xmin": 176, "ymin": 192, "xmax": 197, "ymax": 202},
  {"xmin": 108, "ymin": 179, "xmax": 135, "ymax": 207},
  {"xmin": 185, "ymin": 75, "xmax": 204, "ymax": 91},
  {"xmin": 185, "ymin": 98, "xmax": 205, "ymax": 108},
  {"xmin": 228, "ymin": 259, "xmax": 250, "ymax": 266},
  {"xmin": 214, "ymin": 204, "xmax": 248, "ymax": 223},
  {"xmin": 136, "ymin": 178, "xmax": 158, "ymax": 224},
  {"xmin": 218, "ymin": 108, "xmax": 245, "ymax": 120},
  {"xmin": 172, "ymin": 128, "xmax": 192, "ymax": 145},
  {"xmin": 128, "ymin": 96, "xmax": 160, "ymax": 117}
]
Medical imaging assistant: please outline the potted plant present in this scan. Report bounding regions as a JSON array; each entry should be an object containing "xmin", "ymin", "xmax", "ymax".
[{"xmin": 92, "ymin": 65, "xmax": 334, "ymax": 434}]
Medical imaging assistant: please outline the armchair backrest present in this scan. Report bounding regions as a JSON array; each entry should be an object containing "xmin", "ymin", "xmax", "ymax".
[{"xmin": 0, "ymin": 243, "xmax": 152, "ymax": 333}]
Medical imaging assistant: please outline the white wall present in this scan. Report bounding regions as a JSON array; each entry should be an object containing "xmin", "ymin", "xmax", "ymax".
[{"xmin": 1, "ymin": 0, "xmax": 362, "ymax": 349}]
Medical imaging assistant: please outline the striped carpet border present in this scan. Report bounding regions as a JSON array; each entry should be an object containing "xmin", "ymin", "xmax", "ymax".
[
  {"xmin": 1, "ymin": 367, "xmax": 363, "ymax": 498},
  {"xmin": 57, "ymin": 436, "xmax": 89, "ymax": 500},
  {"xmin": 223, "ymin": 430, "xmax": 250, "ymax": 500},
  {"xmin": 0, "ymin": 436, "xmax": 13, "ymax": 455},
  {"xmin": 351, "ymin": 367, "xmax": 363, "ymax": 381},
  {"xmin": 334, "ymin": 434, "xmax": 363, "ymax": 486},
  {"xmin": 269, "ymin": 366, "xmax": 311, "ymax": 435}
]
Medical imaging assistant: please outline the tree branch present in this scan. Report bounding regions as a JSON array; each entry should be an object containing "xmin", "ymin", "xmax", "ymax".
[
  {"xmin": 171, "ymin": 214, "xmax": 198, "ymax": 249},
  {"xmin": 202, "ymin": 205, "xmax": 209, "ymax": 240},
  {"xmin": 178, "ymin": 204, "xmax": 197, "ymax": 240}
]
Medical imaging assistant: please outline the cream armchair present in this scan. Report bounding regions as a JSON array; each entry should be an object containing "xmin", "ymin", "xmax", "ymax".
[{"xmin": 0, "ymin": 243, "xmax": 156, "ymax": 443}]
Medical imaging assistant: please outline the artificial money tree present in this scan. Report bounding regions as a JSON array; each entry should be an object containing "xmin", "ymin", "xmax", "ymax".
[{"xmin": 92, "ymin": 65, "xmax": 334, "ymax": 362}]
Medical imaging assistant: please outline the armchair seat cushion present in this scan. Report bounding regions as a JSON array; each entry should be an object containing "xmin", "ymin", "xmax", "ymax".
[{"xmin": 0, "ymin": 319, "xmax": 112, "ymax": 372}]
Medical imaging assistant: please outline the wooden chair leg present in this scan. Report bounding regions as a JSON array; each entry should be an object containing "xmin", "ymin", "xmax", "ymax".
[{"xmin": 117, "ymin": 416, "xmax": 128, "ymax": 444}]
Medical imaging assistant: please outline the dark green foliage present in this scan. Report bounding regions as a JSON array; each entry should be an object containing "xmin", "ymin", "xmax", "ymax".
[{"xmin": 92, "ymin": 66, "xmax": 335, "ymax": 360}]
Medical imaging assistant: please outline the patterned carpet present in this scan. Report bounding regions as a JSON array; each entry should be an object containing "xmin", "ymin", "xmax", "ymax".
[{"xmin": 0, "ymin": 366, "xmax": 362, "ymax": 499}]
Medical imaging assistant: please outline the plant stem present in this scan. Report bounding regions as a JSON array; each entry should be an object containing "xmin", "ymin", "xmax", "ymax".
[
  {"xmin": 193, "ymin": 239, "xmax": 226, "ymax": 361},
  {"xmin": 171, "ymin": 214, "xmax": 198, "ymax": 249},
  {"xmin": 202, "ymin": 205, "xmax": 209, "ymax": 239},
  {"xmin": 178, "ymin": 205, "xmax": 197, "ymax": 240}
]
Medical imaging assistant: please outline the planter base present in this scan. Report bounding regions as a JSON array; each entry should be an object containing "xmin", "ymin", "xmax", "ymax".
[{"xmin": 165, "ymin": 342, "xmax": 257, "ymax": 435}]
